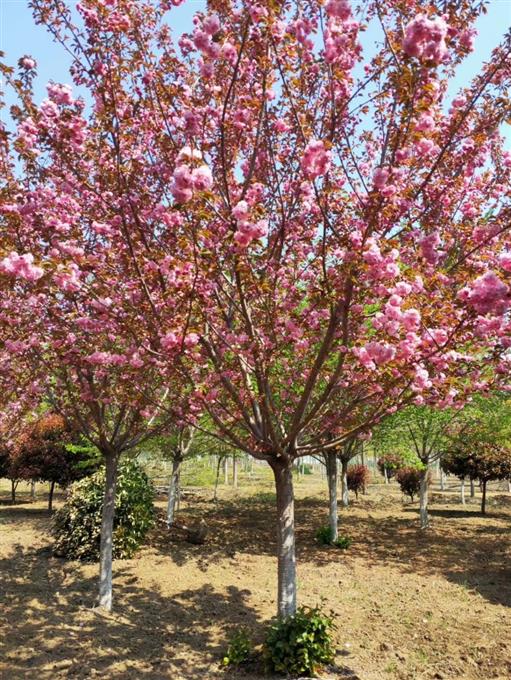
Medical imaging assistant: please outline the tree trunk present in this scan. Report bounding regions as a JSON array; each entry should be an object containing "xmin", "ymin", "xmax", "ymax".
[
  {"xmin": 419, "ymin": 465, "xmax": 429, "ymax": 529},
  {"xmin": 341, "ymin": 457, "xmax": 349, "ymax": 507},
  {"xmin": 213, "ymin": 456, "xmax": 222, "ymax": 501},
  {"xmin": 439, "ymin": 467, "xmax": 445, "ymax": 491},
  {"xmin": 48, "ymin": 480, "xmax": 56, "ymax": 513},
  {"xmin": 98, "ymin": 451, "xmax": 120, "ymax": 612},
  {"xmin": 507, "ymin": 479, "xmax": 511, "ymax": 494},
  {"xmin": 481, "ymin": 479, "xmax": 487, "ymax": 515},
  {"xmin": 384, "ymin": 466, "xmax": 389, "ymax": 484},
  {"xmin": 470, "ymin": 478, "xmax": 475, "ymax": 498},
  {"xmin": 325, "ymin": 452, "xmax": 338, "ymax": 542},
  {"xmin": 272, "ymin": 460, "xmax": 296, "ymax": 619},
  {"xmin": 30, "ymin": 480, "xmax": 36, "ymax": 501},
  {"xmin": 11, "ymin": 480, "xmax": 17, "ymax": 504},
  {"xmin": 223, "ymin": 456, "xmax": 229, "ymax": 485},
  {"xmin": 460, "ymin": 478, "xmax": 466, "ymax": 505},
  {"xmin": 232, "ymin": 455, "xmax": 238, "ymax": 488},
  {"xmin": 166, "ymin": 457, "xmax": 181, "ymax": 526}
]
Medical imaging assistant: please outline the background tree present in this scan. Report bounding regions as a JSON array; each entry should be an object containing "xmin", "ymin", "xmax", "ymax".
[{"xmin": 10, "ymin": 412, "xmax": 99, "ymax": 511}]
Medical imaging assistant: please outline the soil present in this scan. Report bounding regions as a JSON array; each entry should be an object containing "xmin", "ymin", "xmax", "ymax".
[{"xmin": 0, "ymin": 479, "xmax": 510, "ymax": 680}]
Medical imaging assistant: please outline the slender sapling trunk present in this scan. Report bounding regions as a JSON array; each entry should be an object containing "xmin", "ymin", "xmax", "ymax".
[
  {"xmin": 481, "ymin": 479, "xmax": 487, "ymax": 515},
  {"xmin": 272, "ymin": 459, "xmax": 297, "ymax": 619},
  {"xmin": 48, "ymin": 480, "xmax": 56, "ymax": 513},
  {"xmin": 419, "ymin": 463, "xmax": 430, "ymax": 530},
  {"xmin": 341, "ymin": 457, "xmax": 349, "ymax": 507},
  {"xmin": 460, "ymin": 478, "xmax": 465, "ymax": 505},
  {"xmin": 166, "ymin": 457, "xmax": 181, "ymax": 526},
  {"xmin": 98, "ymin": 450, "xmax": 120, "ymax": 611},
  {"xmin": 325, "ymin": 451, "xmax": 338, "ymax": 542}
]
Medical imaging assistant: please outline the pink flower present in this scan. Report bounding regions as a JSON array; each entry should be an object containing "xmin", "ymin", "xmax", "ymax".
[
  {"xmin": 301, "ymin": 140, "xmax": 331, "ymax": 180},
  {"xmin": 20, "ymin": 56, "xmax": 36, "ymax": 69},
  {"xmin": 412, "ymin": 366, "xmax": 432, "ymax": 392},
  {"xmin": 462, "ymin": 271, "xmax": 510, "ymax": 315},
  {"xmin": 191, "ymin": 165, "xmax": 213, "ymax": 191},
  {"xmin": 373, "ymin": 167, "xmax": 389, "ymax": 190},
  {"xmin": 325, "ymin": 0, "xmax": 351, "ymax": 20},
  {"xmin": 402, "ymin": 308, "xmax": 421, "ymax": 331},
  {"xmin": 0, "ymin": 252, "xmax": 44, "ymax": 282},
  {"xmin": 47, "ymin": 82, "xmax": 74, "ymax": 105},
  {"xmin": 403, "ymin": 14, "xmax": 448, "ymax": 65},
  {"xmin": 203, "ymin": 13, "xmax": 220, "ymax": 36}
]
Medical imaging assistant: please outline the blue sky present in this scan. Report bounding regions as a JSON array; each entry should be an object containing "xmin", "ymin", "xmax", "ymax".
[{"xmin": 1, "ymin": 0, "xmax": 510, "ymax": 145}]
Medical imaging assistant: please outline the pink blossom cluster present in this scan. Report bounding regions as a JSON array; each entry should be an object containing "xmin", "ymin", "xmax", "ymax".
[
  {"xmin": 0, "ymin": 252, "xmax": 44, "ymax": 282},
  {"xmin": 171, "ymin": 152, "xmax": 213, "ymax": 204},
  {"xmin": 403, "ymin": 14, "xmax": 449, "ymax": 64},
  {"xmin": 160, "ymin": 331, "xmax": 199, "ymax": 353},
  {"xmin": 192, "ymin": 13, "xmax": 221, "ymax": 59},
  {"xmin": 362, "ymin": 239, "xmax": 401, "ymax": 280},
  {"xmin": 232, "ymin": 200, "xmax": 268, "ymax": 248},
  {"xmin": 324, "ymin": 3, "xmax": 359, "ymax": 70},
  {"xmin": 459, "ymin": 271, "xmax": 510, "ymax": 315},
  {"xmin": 353, "ymin": 341, "xmax": 396, "ymax": 370},
  {"xmin": 20, "ymin": 56, "xmax": 36, "ymax": 70},
  {"xmin": 47, "ymin": 83, "xmax": 74, "ymax": 106},
  {"xmin": 301, "ymin": 140, "xmax": 331, "ymax": 180}
]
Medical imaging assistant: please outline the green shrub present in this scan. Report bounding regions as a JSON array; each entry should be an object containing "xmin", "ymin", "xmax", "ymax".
[
  {"xmin": 264, "ymin": 606, "xmax": 336, "ymax": 677},
  {"xmin": 222, "ymin": 628, "xmax": 252, "ymax": 667},
  {"xmin": 52, "ymin": 460, "xmax": 154, "ymax": 561},
  {"xmin": 315, "ymin": 525, "xmax": 352, "ymax": 549}
]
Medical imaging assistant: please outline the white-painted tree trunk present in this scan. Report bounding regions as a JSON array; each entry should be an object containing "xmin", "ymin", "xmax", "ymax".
[
  {"xmin": 507, "ymin": 479, "xmax": 511, "ymax": 493},
  {"xmin": 98, "ymin": 451, "xmax": 119, "ymax": 612},
  {"xmin": 325, "ymin": 452, "xmax": 338, "ymax": 542},
  {"xmin": 419, "ymin": 465, "xmax": 429, "ymax": 530},
  {"xmin": 439, "ymin": 467, "xmax": 445, "ymax": 491},
  {"xmin": 341, "ymin": 457, "xmax": 349, "ymax": 507},
  {"xmin": 272, "ymin": 461, "xmax": 296, "ymax": 619},
  {"xmin": 384, "ymin": 466, "xmax": 389, "ymax": 484},
  {"xmin": 166, "ymin": 457, "xmax": 181, "ymax": 526},
  {"xmin": 460, "ymin": 478, "xmax": 466, "ymax": 505},
  {"xmin": 232, "ymin": 455, "xmax": 238, "ymax": 488}
]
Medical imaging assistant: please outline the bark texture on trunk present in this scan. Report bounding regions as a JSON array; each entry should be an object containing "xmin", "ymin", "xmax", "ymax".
[
  {"xmin": 419, "ymin": 465, "xmax": 429, "ymax": 529},
  {"xmin": 98, "ymin": 451, "xmax": 120, "ymax": 611},
  {"xmin": 48, "ymin": 480, "xmax": 55, "ymax": 513},
  {"xmin": 272, "ymin": 460, "xmax": 296, "ymax": 619},
  {"xmin": 341, "ymin": 457, "xmax": 349, "ymax": 508},
  {"xmin": 232, "ymin": 455, "xmax": 238, "ymax": 488},
  {"xmin": 213, "ymin": 456, "xmax": 222, "ymax": 501},
  {"xmin": 461, "ymin": 478, "xmax": 466, "ymax": 505},
  {"xmin": 166, "ymin": 457, "xmax": 181, "ymax": 526},
  {"xmin": 481, "ymin": 479, "xmax": 487, "ymax": 515},
  {"xmin": 325, "ymin": 452, "xmax": 338, "ymax": 542}
]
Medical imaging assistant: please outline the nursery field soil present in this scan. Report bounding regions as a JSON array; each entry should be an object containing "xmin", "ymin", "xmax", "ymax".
[{"xmin": 0, "ymin": 479, "xmax": 510, "ymax": 680}]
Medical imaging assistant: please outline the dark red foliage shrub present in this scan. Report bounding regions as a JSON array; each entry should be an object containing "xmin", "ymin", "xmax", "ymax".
[
  {"xmin": 395, "ymin": 467, "xmax": 422, "ymax": 501},
  {"xmin": 377, "ymin": 453, "xmax": 404, "ymax": 479},
  {"xmin": 347, "ymin": 464, "xmax": 370, "ymax": 498}
]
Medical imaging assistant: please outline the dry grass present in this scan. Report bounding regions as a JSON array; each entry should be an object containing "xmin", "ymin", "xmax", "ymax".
[{"xmin": 0, "ymin": 476, "xmax": 510, "ymax": 679}]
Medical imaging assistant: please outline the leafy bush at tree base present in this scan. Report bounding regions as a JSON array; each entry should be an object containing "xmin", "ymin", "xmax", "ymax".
[
  {"xmin": 52, "ymin": 460, "xmax": 154, "ymax": 561},
  {"xmin": 315, "ymin": 525, "xmax": 352, "ymax": 549},
  {"xmin": 222, "ymin": 628, "xmax": 253, "ymax": 667},
  {"xmin": 264, "ymin": 606, "xmax": 336, "ymax": 677}
]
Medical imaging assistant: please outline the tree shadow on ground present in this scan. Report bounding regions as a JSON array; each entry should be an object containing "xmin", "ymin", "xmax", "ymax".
[{"xmin": 0, "ymin": 543, "xmax": 269, "ymax": 679}]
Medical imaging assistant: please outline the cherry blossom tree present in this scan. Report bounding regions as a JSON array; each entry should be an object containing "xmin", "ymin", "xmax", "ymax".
[{"xmin": 4, "ymin": 0, "xmax": 511, "ymax": 619}]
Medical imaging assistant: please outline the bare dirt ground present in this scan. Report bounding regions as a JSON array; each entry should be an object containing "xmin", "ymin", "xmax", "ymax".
[{"xmin": 0, "ymin": 478, "xmax": 510, "ymax": 680}]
